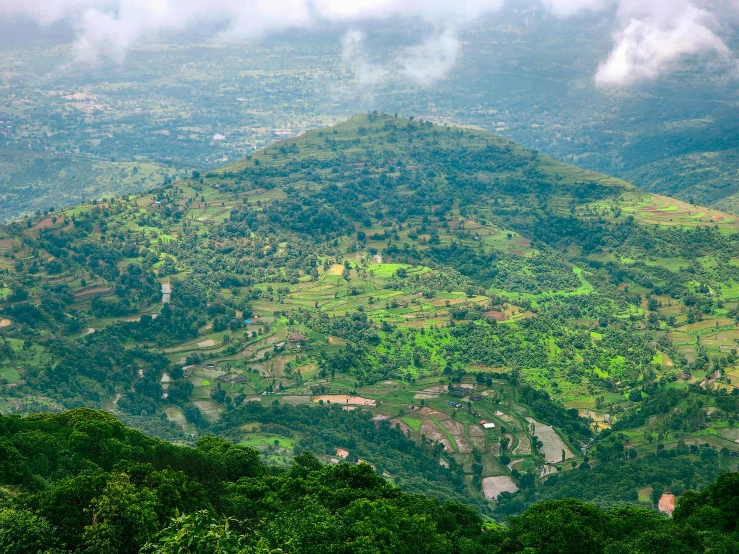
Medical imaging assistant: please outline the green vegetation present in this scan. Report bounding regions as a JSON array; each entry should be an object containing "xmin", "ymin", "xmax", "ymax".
[
  {"xmin": 0, "ymin": 409, "xmax": 739, "ymax": 553},
  {"xmin": 5, "ymin": 113, "xmax": 739, "ymax": 521}
]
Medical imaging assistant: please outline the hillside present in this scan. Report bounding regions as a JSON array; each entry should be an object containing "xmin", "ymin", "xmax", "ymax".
[
  {"xmin": 1, "ymin": 408, "xmax": 739, "ymax": 553},
  {"xmin": 4, "ymin": 114, "xmax": 739, "ymax": 516}
]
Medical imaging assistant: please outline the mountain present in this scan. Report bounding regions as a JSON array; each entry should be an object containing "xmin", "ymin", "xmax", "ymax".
[
  {"xmin": 3, "ymin": 114, "xmax": 739, "ymax": 518},
  {"xmin": 2, "ymin": 17, "xmax": 737, "ymax": 222}
]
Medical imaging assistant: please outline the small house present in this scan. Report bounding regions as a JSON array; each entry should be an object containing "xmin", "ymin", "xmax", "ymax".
[{"xmin": 287, "ymin": 333, "xmax": 308, "ymax": 350}]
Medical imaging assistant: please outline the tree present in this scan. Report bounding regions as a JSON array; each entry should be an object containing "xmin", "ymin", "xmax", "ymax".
[
  {"xmin": 0, "ymin": 509, "xmax": 55, "ymax": 554},
  {"xmin": 81, "ymin": 473, "xmax": 159, "ymax": 554},
  {"xmin": 143, "ymin": 510, "xmax": 279, "ymax": 554}
]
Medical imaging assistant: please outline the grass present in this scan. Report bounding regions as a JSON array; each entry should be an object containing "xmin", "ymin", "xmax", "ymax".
[
  {"xmin": 401, "ymin": 417, "xmax": 422, "ymax": 432},
  {"xmin": 240, "ymin": 435, "xmax": 295, "ymax": 449}
]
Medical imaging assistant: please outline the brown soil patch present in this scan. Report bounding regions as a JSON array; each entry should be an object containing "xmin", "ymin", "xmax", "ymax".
[
  {"xmin": 74, "ymin": 286, "xmax": 112, "ymax": 300},
  {"xmin": 31, "ymin": 217, "xmax": 55, "ymax": 231},
  {"xmin": 0, "ymin": 319, "xmax": 10, "ymax": 328},
  {"xmin": 482, "ymin": 476, "xmax": 518, "ymax": 500},
  {"xmin": 312, "ymin": 395, "xmax": 376, "ymax": 406},
  {"xmin": 512, "ymin": 434, "xmax": 532, "ymax": 455},
  {"xmin": 0, "ymin": 239, "xmax": 14, "ymax": 249},
  {"xmin": 526, "ymin": 417, "xmax": 574, "ymax": 462},
  {"xmin": 277, "ymin": 396, "xmax": 312, "ymax": 405},
  {"xmin": 441, "ymin": 420, "xmax": 473, "ymax": 452},
  {"xmin": 658, "ymin": 493, "xmax": 676, "ymax": 515},
  {"xmin": 328, "ymin": 335, "xmax": 348, "ymax": 346},
  {"xmin": 443, "ymin": 419, "xmax": 465, "ymax": 434},
  {"xmin": 390, "ymin": 418, "xmax": 415, "ymax": 436},
  {"xmin": 485, "ymin": 310, "xmax": 506, "ymax": 320},
  {"xmin": 430, "ymin": 297, "xmax": 466, "ymax": 307},
  {"xmin": 243, "ymin": 396, "xmax": 262, "ymax": 403},
  {"xmin": 419, "ymin": 407, "xmax": 448, "ymax": 418},
  {"xmin": 468, "ymin": 425, "xmax": 485, "ymax": 437},
  {"xmin": 420, "ymin": 420, "xmax": 452, "ymax": 452},
  {"xmin": 423, "ymin": 385, "xmax": 448, "ymax": 393}
]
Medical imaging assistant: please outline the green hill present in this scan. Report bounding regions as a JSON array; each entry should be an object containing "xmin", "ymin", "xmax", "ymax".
[{"xmin": 4, "ymin": 113, "xmax": 739, "ymax": 517}]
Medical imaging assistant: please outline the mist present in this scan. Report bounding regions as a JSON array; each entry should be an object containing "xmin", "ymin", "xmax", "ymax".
[{"xmin": 0, "ymin": 0, "xmax": 736, "ymax": 87}]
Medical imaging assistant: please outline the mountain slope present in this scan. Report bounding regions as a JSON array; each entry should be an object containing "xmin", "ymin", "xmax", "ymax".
[{"xmin": 3, "ymin": 114, "xmax": 739, "ymax": 516}]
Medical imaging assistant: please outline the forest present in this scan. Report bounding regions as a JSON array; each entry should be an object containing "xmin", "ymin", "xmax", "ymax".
[{"xmin": 1, "ymin": 408, "xmax": 739, "ymax": 553}]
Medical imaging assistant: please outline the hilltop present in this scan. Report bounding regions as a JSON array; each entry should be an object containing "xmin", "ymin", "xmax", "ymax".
[{"xmin": 3, "ymin": 114, "xmax": 739, "ymax": 515}]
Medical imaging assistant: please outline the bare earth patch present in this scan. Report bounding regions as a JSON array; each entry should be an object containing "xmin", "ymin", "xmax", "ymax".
[
  {"xmin": 526, "ymin": 417, "xmax": 574, "ymax": 462},
  {"xmin": 278, "ymin": 396, "xmax": 312, "ymax": 405},
  {"xmin": 659, "ymin": 494, "xmax": 676, "ymax": 516},
  {"xmin": 442, "ymin": 420, "xmax": 473, "ymax": 453},
  {"xmin": 512, "ymin": 434, "xmax": 532, "ymax": 455},
  {"xmin": 0, "ymin": 319, "xmax": 10, "ymax": 328},
  {"xmin": 420, "ymin": 420, "xmax": 452, "ymax": 452},
  {"xmin": 482, "ymin": 476, "xmax": 518, "ymax": 500},
  {"xmin": 419, "ymin": 407, "xmax": 448, "ymax": 418},
  {"xmin": 390, "ymin": 418, "xmax": 415, "ymax": 435},
  {"xmin": 312, "ymin": 395, "xmax": 376, "ymax": 406},
  {"xmin": 74, "ymin": 286, "xmax": 113, "ymax": 300},
  {"xmin": 198, "ymin": 339, "xmax": 216, "ymax": 348}
]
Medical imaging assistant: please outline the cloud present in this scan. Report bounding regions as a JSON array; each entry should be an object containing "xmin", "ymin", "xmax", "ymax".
[
  {"xmin": 595, "ymin": 0, "xmax": 732, "ymax": 86},
  {"xmin": 0, "ymin": 0, "xmax": 504, "ymax": 63},
  {"xmin": 341, "ymin": 30, "xmax": 387, "ymax": 87},
  {"xmin": 540, "ymin": 0, "xmax": 610, "ymax": 17},
  {"xmin": 0, "ymin": 0, "xmax": 736, "ymax": 87},
  {"xmin": 397, "ymin": 29, "xmax": 461, "ymax": 87}
]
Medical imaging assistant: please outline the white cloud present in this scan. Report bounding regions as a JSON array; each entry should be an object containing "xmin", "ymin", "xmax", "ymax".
[
  {"xmin": 595, "ymin": 0, "xmax": 732, "ymax": 86},
  {"xmin": 341, "ymin": 30, "xmax": 388, "ymax": 87},
  {"xmin": 397, "ymin": 29, "xmax": 461, "ymax": 87},
  {"xmin": 0, "ymin": 0, "xmax": 736, "ymax": 86},
  {"xmin": 540, "ymin": 0, "xmax": 611, "ymax": 17}
]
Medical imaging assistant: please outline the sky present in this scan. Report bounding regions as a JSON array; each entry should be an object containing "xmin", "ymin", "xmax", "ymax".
[{"xmin": 0, "ymin": 0, "xmax": 736, "ymax": 87}]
